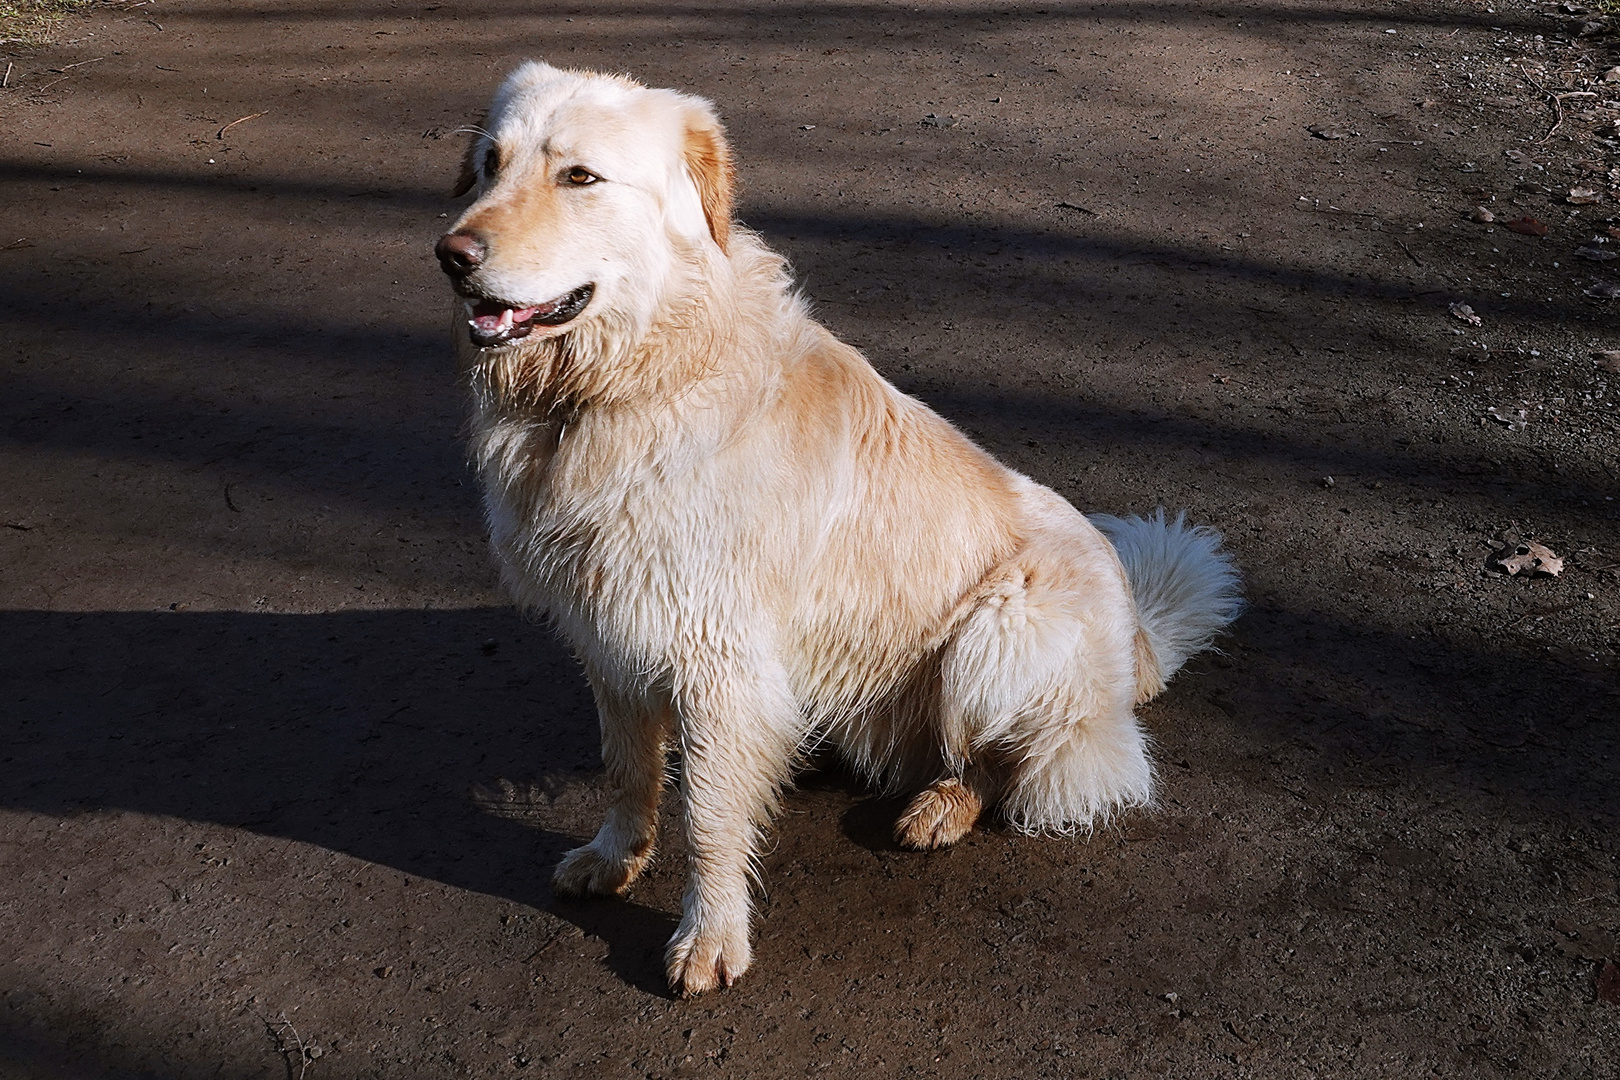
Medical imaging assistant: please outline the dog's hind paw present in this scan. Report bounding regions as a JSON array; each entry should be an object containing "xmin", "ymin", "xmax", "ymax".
[
  {"xmin": 895, "ymin": 777, "xmax": 983, "ymax": 850},
  {"xmin": 551, "ymin": 842, "xmax": 647, "ymax": 898},
  {"xmin": 665, "ymin": 918, "xmax": 751, "ymax": 997}
]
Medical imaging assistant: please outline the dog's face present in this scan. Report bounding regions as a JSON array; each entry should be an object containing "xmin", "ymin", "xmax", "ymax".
[{"xmin": 436, "ymin": 62, "xmax": 733, "ymax": 350}]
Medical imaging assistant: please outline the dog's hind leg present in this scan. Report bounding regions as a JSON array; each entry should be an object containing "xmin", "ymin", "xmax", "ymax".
[
  {"xmin": 553, "ymin": 681, "xmax": 673, "ymax": 898},
  {"xmin": 934, "ymin": 520, "xmax": 1152, "ymax": 837},
  {"xmin": 894, "ymin": 766, "xmax": 998, "ymax": 850}
]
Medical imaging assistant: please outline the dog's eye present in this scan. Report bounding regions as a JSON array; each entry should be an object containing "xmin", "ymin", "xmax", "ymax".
[
  {"xmin": 482, "ymin": 147, "xmax": 499, "ymax": 178},
  {"xmin": 565, "ymin": 167, "xmax": 599, "ymax": 186}
]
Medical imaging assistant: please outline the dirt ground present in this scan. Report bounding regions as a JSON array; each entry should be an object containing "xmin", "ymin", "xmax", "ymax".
[{"xmin": 3, "ymin": 0, "xmax": 1619, "ymax": 1076}]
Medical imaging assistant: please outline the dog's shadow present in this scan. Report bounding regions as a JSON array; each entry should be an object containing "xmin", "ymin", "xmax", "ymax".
[
  {"xmin": 546, "ymin": 894, "xmax": 679, "ymax": 997},
  {"xmin": 535, "ymin": 764, "xmax": 917, "ymax": 996},
  {"xmin": 794, "ymin": 760, "xmax": 913, "ymax": 854}
]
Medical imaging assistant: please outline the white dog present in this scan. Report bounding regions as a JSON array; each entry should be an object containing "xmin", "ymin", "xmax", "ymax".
[{"xmin": 436, "ymin": 62, "xmax": 1242, "ymax": 996}]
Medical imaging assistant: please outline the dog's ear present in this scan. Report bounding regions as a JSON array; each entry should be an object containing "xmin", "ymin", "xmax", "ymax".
[
  {"xmin": 451, "ymin": 118, "xmax": 488, "ymax": 198},
  {"xmin": 681, "ymin": 102, "xmax": 735, "ymax": 254}
]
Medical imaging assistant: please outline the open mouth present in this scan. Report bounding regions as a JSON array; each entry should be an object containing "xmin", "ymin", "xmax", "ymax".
[{"xmin": 463, "ymin": 284, "xmax": 594, "ymax": 347}]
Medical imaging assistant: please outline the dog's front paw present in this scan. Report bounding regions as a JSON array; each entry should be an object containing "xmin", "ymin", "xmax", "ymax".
[
  {"xmin": 665, "ymin": 916, "xmax": 751, "ymax": 996},
  {"xmin": 552, "ymin": 842, "xmax": 646, "ymax": 898},
  {"xmin": 895, "ymin": 777, "xmax": 982, "ymax": 850}
]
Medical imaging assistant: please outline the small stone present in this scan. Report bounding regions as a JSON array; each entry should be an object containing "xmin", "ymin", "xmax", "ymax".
[
  {"xmin": 1470, "ymin": 206, "xmax": 1495, "ymax": 223},
  {"xmin": 1602, "ymin": 66, "xmax": 1620, "ymax": 83}
]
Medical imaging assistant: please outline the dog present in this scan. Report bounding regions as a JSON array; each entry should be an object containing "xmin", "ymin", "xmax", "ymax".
[{"xmin": 436, "ymin": 61, "xmax": 1242, "ymax": 996}]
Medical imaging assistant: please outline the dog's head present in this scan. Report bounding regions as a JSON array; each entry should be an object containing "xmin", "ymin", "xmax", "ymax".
[{"xmin": 436, "ymin": 62, "xmax": 734, "ymax": 351}]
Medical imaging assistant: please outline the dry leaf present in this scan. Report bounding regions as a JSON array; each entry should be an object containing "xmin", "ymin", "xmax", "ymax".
[
  {"xmin": 1486, "ymin": 406, "xmax": 1528, "ymax": 429},
  {"xmin": 1449, "ymin": 301, "xmax": 1483, "ymax": 326},
  {"xmin": 1568, "ymin": 187, "xmax": 1604, "ymax": 205},
  {"xmin": 1595, "ymin": 349, "xmax": 1620, "ymax": 372},
  {"xmin": 1586, "ymin": 281, "xmax": 1620, "ymax": 299},
  {"xmin": 1506, "ymin": 148, "xmax": 1533, "ymax": 164},
  {"xmin": 1307, "ymin": 124, "xmax": 1354, "ymax": 140},
  {"xmin": 1576, "ymin": 245, "xmax": 1619, "ymax": 261},
  {"xmin": 1504, "ymin": 217, "xmax": 1549, "ymax": 237},
  {"xmin": 1486, "ymin": 540, "xmax": 1564, "ymax": 577}
]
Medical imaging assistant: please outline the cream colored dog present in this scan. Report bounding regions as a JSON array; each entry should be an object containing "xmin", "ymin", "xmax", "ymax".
[{"xmin": 436, "ymin": 62, "xmax": 1241, "ymax": 996}]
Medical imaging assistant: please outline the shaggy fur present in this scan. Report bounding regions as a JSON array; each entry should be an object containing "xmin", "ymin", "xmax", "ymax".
[{"xmin": 439, "ymin": 61, "xmax": 1243, "ymax": 996}]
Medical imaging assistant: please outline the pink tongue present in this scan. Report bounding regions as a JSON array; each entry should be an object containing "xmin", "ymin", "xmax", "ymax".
[{"xmin": 470, "ymin": 302, "xmax": 543, "ymax": 334}]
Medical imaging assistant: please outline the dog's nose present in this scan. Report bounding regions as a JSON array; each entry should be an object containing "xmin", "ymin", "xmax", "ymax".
[{"xmin": 435, "ymin": 230, "xmax": 487, "ymax": 277}]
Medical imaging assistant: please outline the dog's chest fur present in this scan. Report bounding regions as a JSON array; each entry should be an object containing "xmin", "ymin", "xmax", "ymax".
[
  {"xmin": 465, "ymin": 356, "xmax": 1021, "ymax": 738},
  {"xmin": 471, "ymin": 404, "xmax": 739, "ymax": 682}
]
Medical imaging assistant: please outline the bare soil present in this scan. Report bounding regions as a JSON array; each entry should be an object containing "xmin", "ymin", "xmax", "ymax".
[{"xmin": 3, "ymin": 1, "xmax": 1619, "ymax": 1077}]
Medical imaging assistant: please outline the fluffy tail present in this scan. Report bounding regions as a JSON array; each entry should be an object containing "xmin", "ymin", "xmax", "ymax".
[{"xmin": 1088, "ymin": 509, "xmax": 1243, "ymax": 702}]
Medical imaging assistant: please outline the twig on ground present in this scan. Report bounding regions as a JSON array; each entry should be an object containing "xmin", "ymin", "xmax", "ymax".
[
  {"xmin": 255, "ymin": 1011, "xmax": 313, "ymax": 1080},
  {"xmin": 34, "ymin": 57, "xmax": 103, "ymax": 94},
  {"xmin": 3, "ymin": 62, "xmax": 11, "ymax": 89},
  {"xmin": 1298, "ymin": 204, "xmax": 1382, "ymax": 219},
  {"xmin": 1517, "ymin": 65, "xmax": 1599, "ymax": 144},
  {"xmin": 217, "ymin": 110, "xmax": 268, "ymax": 139}
]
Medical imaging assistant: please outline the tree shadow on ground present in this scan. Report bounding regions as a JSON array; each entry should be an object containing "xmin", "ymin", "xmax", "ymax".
[{"xmin": 4, "ymin": 603, "xmax": 1614, "ymax": 885}]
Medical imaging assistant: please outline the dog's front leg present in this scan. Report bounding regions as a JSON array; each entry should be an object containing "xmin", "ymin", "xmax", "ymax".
[
  {"xmin": 552, "ymin": 681, "xmax": 672, "ymax": 898},
  {"xmin": 665, "ymin": 673, "xmax": 799, "ymax": 996}
]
